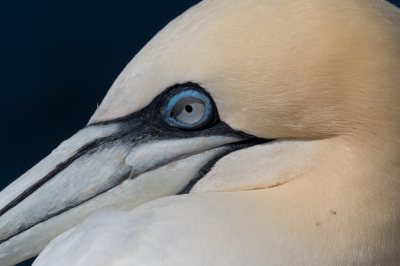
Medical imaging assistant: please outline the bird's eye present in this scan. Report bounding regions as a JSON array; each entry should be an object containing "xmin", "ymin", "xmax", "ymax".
[{"xmin": 163, "ymin": 89, "xmax": 214, "ymax": 129}]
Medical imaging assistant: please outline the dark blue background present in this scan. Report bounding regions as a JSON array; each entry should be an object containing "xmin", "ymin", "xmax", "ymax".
[
  {"xmin": 1, "ymin": 1, "xmax": 201, "ymax": 265},
  {"xmin": 0, "ymin": 0, "xmax": 398, "ymax": 265}
]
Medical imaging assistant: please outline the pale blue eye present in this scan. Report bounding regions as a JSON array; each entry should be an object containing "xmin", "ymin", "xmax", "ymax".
[{"xmin": 163, "ymin": 89, "xmax": 213, "ymax": 129}]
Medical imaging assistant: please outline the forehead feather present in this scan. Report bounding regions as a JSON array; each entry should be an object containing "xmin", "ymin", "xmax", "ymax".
[{"xmin": 89, "ymin": 0, "xmax": 400, "ymax": 138}]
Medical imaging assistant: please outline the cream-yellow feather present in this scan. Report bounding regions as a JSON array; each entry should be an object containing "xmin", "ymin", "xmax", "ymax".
[
  {"xmin": 9, "ymin": 0, "xmax": 400, "ymax": 264},
  {"xmin": 86, "ymin": 0, "xmax": 400, "ymax": 264}
]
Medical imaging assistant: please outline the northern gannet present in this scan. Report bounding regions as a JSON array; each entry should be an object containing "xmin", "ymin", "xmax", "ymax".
[{"xmin": 1, "ymin": 0, "xmax": 400, "ymax": 265}]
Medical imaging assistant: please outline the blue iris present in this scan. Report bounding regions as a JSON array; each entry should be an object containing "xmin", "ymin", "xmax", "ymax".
[{"xmin": 163, "ymin": 89, "xmax": 213, "ymax": 129}]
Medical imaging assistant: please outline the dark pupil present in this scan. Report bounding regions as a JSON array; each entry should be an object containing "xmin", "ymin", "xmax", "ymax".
[{"xmin": 185, "ymin": 105, "xmax": 193, "ymax": 113}]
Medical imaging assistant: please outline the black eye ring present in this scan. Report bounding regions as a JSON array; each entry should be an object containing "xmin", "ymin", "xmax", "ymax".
[{"xmin": 163, "ymin": 89, "xmax": 214, "ymax": 129}]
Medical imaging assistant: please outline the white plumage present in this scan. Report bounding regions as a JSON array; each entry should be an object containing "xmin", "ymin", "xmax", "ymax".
[
  {"xmin": 1, "ymin": 0, "xmax": 400, "ymax": 265},
  {"xmin": 35, "ymin": 190, "xmax": 300, "ymax": 266}
]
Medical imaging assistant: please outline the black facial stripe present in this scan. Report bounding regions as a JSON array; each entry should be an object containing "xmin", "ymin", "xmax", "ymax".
[
  {"xmin": 178, "ymin": 138, "xmax": 274, "ymax": 195},
  {"xmin": 91, "ymin": 82, "xmax": 219, "ymax": 127},
  {"xmin": 0, "ymin": 83, "xmax": 218, "ymax": 217},
  {"xmin": 0, "ymin": 171, "xmax": 132, "ymax": 246},
  {"xmin": 0, "ymin": 132, "xmax": 136, "ymax": 245},
  {"xmin": 0, "ymin": 132, "xmax": 129, "ymax": 219},
  {"xmin": 0, "ymin": 82, "xmax": 266, "ymax": 245}
]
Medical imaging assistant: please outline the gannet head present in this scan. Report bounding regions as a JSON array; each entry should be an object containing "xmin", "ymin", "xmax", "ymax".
[{"xmin": 1, "ymin": 0, "xmax": 400, "ymax": 264}]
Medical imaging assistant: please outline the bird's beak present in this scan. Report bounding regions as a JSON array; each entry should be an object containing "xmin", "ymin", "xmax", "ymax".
[{"xmin": 0, "ymin": 114, "xmax": 263, "ymax": 265}]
